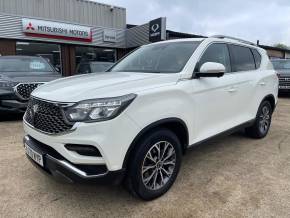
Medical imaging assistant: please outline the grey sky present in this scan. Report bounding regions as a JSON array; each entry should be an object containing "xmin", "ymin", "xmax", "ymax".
[{"xmin": 98, "ymin": 0, "xmax": 290, "ymax": 46}]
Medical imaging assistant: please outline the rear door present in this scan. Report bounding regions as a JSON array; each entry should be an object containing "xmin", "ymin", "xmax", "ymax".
[{"xmin": 227, "ymin": 44, "xmax": 259, "ymax": 122}]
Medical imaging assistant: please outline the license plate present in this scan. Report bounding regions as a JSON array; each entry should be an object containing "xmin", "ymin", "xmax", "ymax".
[
  {"xmin": 25, "ymin": 144, "xmax": 44, "ymax": 167},
  {"xmin": 279, "ymin": 86, "xmax": 290, "ymax": 89}
]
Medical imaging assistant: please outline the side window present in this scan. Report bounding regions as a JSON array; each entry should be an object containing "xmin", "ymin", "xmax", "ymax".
[
  {"xmin": 251, "ymin": 49, "xmax": 262, "ymax": 69},
  {"xmin": 228, "ymin": 45, "xmax": 255, "ymax": 72},
  {"xmin": 199, "ymin": 43, "xmax": 231, "ymax": 73}
]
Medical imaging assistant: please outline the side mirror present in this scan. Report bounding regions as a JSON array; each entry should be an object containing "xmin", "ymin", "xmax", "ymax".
[{"xmin": 195, "ymin": 62, "xmax": 225, "ymax": 78}]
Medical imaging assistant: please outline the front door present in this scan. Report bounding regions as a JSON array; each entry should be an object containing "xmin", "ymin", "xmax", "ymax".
[{"xmin": 190, "ymin": 43, "xmax": 239, "ymax": 143}]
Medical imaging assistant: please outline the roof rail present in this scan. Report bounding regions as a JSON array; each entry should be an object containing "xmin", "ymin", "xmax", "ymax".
[{"xmin": 211, "ymin": 35, "xmax": 257, "ymax": 46}]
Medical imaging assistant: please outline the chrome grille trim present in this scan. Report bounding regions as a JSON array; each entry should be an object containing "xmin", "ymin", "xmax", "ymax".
[{"xmin": 14, "ymin": 83, "xmax": 45, "ymax": 100}]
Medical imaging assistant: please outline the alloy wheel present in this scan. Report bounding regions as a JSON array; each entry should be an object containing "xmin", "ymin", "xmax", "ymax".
[
  {"xmin": 259, "ymin": 105, "xmax": 271, "ymax": 134},
  {"xmin": 141, "ymin": 141, "xmax": 176, "ymax": 190}
]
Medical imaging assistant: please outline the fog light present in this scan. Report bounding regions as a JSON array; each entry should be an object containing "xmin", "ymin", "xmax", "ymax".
[{"xmin": 65, "ymin": 144, "xmax": 102, "ymax": 157}]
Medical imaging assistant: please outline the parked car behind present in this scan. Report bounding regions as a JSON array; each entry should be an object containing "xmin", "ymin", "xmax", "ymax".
[
  {"xmin": 76, "ymin": 61, "xmax": 114, "ymax": 74},
  {"xmin": 271, "ymin": 59, "xmax": 290, "ymax": 93},
  {"xmin": 0, "ymin": 56, "xmax": 61, "ymax": 113}
]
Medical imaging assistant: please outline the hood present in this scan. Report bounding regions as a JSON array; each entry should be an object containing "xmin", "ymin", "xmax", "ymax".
[
  {"xmin": 32, "ymin": 72, "xmax": 180, "ymax": 102},
  {"xmin": 0, "ymin": 71, "xmax": 61, "ymax": 83}
]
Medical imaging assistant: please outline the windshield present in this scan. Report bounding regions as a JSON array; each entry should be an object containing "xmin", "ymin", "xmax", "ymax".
[
  {"xmin": 0, "ymin": 57, "xmax": 54, "ymax": 73},
  {"xmin": 272, "ymin": 60, "xmax": 290, "ymax": 71},
  {"xmin": 91, "ymin": 62, "xmax": 113, "ymax": 72},
  {"xmin": 110, "ymin": 41, "xmax": 201, "ymax": 73},
  {"xmin": 76, "ymin": 62, "xmax": 113, "ymax": 74}
]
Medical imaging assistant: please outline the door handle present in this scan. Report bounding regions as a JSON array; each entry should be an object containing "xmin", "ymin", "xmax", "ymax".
[
  {"xmin": 226, "ymin": 87, "xmax": 237, "ymax": 93},
  {"xmin": 259, "ymin": 82, "xmax": 266, "ymax": 86}
]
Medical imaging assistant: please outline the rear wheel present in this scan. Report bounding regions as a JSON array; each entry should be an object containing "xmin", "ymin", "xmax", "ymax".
[
  {"xmin": 245, "ymin": 101, "xmax": 272, "ymax": 139},
  {"xmin": 124, "ymin": 129, "xmax": 182, "ymax": 200}
]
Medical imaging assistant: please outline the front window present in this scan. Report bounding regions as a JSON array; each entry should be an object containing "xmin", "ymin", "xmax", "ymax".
[
  {"xmin": 272, "ymin": 60, "xmax": 290, "ymax": 72},
  {"xmin": 199, "ymin": 43, "xmax": 231, "ymax": 72},
  {"xmin": 0, "ymin": 57, "xmax": 55, "ymax": 73},
  {"xmin": 110, "ymin": 41, "xmax": 201, "ymax": 73}
]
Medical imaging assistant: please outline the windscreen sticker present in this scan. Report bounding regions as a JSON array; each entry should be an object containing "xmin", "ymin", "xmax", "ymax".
[{"xmin": 30, "ymin": 61, "xmax": 45, "ymax": 70}]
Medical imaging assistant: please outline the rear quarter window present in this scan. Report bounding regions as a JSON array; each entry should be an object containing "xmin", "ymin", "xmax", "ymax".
[
  {"xmin": 228, "ymin": 45, "xmax": 256, "ymax": 72},
  {"xmin": 251, "ymin": 49, "xmax": 262, "ymax": 69}
]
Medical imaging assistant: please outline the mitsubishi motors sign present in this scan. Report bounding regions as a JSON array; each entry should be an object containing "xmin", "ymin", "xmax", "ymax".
[{"xmin": 22, "ymin": 18, "xmax": 92, "ymax": 42}]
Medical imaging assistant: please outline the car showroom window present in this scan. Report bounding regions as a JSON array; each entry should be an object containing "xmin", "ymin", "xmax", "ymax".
[
  {"xmin": 229, "ymin": 45, "xmax": 256, "ymax": 72},
  {"xmin": 199, "ymin": 43, "xmax": 231, "ymax": 72},
  {"xmin": 251, "ymin": 49, "xmax": 262, "ymax": 69}
]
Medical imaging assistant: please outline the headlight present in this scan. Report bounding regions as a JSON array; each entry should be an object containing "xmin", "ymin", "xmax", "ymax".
[
  {"xmin": 0, "ymin": 80, "xmax": 19, "ymax": 89},
  {"xmin": 63, "ymin": 93, "xmax": 137, "ymax": 122}
]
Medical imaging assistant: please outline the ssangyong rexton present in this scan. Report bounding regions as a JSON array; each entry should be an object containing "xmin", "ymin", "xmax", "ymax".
[{"xmin": 23, "ymin": 36, "xmax": 278, "ymax": 200}]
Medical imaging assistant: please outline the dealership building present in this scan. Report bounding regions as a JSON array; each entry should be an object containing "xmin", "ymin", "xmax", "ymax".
[
  {"xmin": 0, "ymin": 0, "xmax": 289, "ymax": 76},
  {"xmin": 0, "ymin": 0, "xmax": 172, "ymax": 76}
]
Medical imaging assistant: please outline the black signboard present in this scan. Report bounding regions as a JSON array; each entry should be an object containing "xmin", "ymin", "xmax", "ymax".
[{"xmin": 149, "ymin": 18, "xmax": 165, "ymax": 42}]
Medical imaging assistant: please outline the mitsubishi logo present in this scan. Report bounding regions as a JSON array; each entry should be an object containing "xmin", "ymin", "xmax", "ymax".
[
  {"xmin": 151, "ymin": 24, "xmax": 160, "ymax": 33},
  {"xmin": 26, "ymin": 22, "xmax": 35, "ymax": 31}
]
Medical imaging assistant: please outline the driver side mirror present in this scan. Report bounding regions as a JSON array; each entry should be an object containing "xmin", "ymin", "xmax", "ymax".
[{"xmin": 195, "ymin": 62, "xmax": 225, "ymax": 78}]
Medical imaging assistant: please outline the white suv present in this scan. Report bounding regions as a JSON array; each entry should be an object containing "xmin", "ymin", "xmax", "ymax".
[{"xmin": 23, "ymin": 36, "xmax": 278, "ymax": 200}]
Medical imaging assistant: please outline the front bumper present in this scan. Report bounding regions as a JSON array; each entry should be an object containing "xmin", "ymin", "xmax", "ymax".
[
  {"xmin": 278, "ymin": 88, "xmax": 290, "ymax": 93},
  {"xmin": 24, "ymin": 135, "xmax": 125, "ymax": 184},
  {"xmin": 23, "ymin": 112, "xmax": 141, "ymax": 171},
  {"xmin": 0, "ymin": 89, "xmax": 27, "ymax": 112}
]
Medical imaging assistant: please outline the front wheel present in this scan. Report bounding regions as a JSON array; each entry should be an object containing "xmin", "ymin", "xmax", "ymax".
[
  {"xmin": 125, "ymin": 129, "xmax": 182, "ymax": 200},
  {"xmin": 245, "ymin": 101, "xmax": 273, "ymax": 139}
]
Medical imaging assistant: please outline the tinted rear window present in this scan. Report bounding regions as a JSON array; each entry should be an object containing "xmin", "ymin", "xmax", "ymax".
[{"xmin": 228, "ymin": 45, "xmax": 255, "ymax": 72}]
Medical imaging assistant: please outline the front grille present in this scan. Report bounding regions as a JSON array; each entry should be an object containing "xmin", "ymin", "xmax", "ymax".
[
  {"xmin": 279, "ymin": 77, "xmax": 290, "ymax": 86},
  {"xmin": 24, "ymin": 98, "xmax": 74, "ymax": 134},
  {"xmin": 15, "ymin": 83, "xmax": 44, "ymax": 100}
]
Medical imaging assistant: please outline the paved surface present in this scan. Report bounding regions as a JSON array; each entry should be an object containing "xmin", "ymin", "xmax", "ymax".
[{"xmin": 0, "ymin": 97, "xmax": 290, "ymax": 218}]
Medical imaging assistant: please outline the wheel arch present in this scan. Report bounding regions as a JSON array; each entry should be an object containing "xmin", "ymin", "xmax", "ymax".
[
  {"xmin": 262, "ymin": 94, "xmax": 276, "ymax": 112},
  {"xmin": 122, "ymin": 118, "xmax": 189, "ymax": 169}
]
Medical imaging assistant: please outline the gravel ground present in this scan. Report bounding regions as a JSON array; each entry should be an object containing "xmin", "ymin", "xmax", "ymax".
[{"xmin": 0, "ymin": 97, "xmax": 290, "ymax": 218}]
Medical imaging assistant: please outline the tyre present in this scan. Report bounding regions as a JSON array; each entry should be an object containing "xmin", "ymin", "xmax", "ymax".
[
  {"xmin": 124, "ymin": 128, "xmax": 182, "ymax": 200},
  {"xmin": 245, "ymin": 101, "xmax": 273, "ymax": 139}
]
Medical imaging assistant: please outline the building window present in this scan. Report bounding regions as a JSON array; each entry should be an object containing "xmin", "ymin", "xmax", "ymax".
[
  {"xmin": 16, "ymin": 41, "xmax": 62, "ymax": 73},
  {"xmin": 75, "ymin": 46, "xmax": 116, "ymax": 74}
]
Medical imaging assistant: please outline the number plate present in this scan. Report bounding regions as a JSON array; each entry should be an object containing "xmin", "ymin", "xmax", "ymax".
[
  {"xmin": 25, "ymin": 144, "xmax": 44, "ymax": 167},
  {"xmin": 279, "ymin": 86, "xmax": 290, "ymax": 89}
]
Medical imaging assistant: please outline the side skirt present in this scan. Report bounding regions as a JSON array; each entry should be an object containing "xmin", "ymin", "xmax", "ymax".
[{"xmin": 187, "ymin": 119, "xmax": 255, "ymax": 149}]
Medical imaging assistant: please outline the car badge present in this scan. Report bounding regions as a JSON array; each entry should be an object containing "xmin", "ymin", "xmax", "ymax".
[{"xmin": 33, "ymin": 104, "xmax": 39, "ymax": 113}]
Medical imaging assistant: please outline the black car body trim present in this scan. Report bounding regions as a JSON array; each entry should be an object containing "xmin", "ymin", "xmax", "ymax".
[{"xmin": 24, "ymin": 135, "xmax": 125, "ymax": 184}]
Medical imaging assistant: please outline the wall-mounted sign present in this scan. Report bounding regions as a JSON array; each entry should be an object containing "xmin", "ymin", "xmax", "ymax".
[
  {"xmin": 149, "ymin": 17, "xmax": 166, "ymax": 42},
  {"xmin": 103, "ymin": 29, "xmax": 117, "ymax": 43},
  {"xmin": 22, "ymin": 18, "xmax": 92, "ymax": 42}
]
